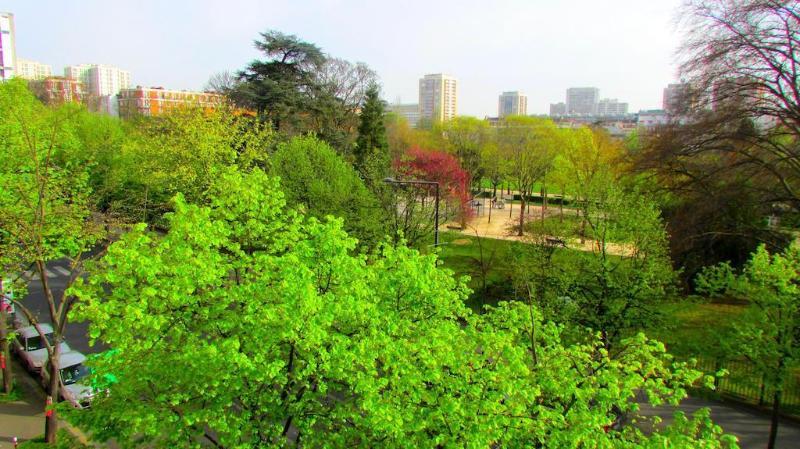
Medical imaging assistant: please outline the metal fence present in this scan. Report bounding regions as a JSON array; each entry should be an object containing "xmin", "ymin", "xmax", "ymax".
[{"xmin": 694, "ymin": 357, "xmax": 800, "ymax": 416}]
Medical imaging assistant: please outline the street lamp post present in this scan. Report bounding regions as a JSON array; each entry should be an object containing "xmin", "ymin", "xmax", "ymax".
[{"xmin": 383, "ymin": 177, "xmax": 440, "ymax": 247}]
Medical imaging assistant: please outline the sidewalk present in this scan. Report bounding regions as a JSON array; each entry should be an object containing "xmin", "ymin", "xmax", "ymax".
[
  {"xmin": 1, "ymin": 358, "xmax": 47, "ymax": 448},
  {"xmin": 0, "ymin": 358, "xmax": 89, "ymax": 448}
]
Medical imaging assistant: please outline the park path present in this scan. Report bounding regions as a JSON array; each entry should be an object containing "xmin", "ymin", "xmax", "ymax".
[
  {"xmin": 445, "ymin": 200, "xmax": 633, "ymax": 256},
  {"xmin": 638, "ymin": 396, "xmax": 800, "ymax": 448}
]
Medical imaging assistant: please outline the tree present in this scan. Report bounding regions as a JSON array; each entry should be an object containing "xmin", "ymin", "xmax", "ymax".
[
  {"xmin": 635, "ymin": 0, "xmax": 800, "ymax": 278},
  {"xmin": 438, "ymin": 116, "xmax": 491, "ymax": 188},
  {"xmin": 566, "ymin": 186, "xmax": 676, "ymax": 350},
  {"xmin": 354, "ymin": 83, "xmax": 389, "ymax": 177},
  {"xmin": 105, "ymin": 105, "xmax": 272, "ymax": 224},
  {"xmin": 0, "ymin": 79, "xmax": 105, "ymax": 443},
  {"xmin": 561, "ymin": 126, "xmax": 625, "ymax": 241},
  {"xmin": 69, "ymin": 169, "xmax": 737, "ymax": 448},
  {"xmin": 234, "ymin": 30, "xmax": 327, "ymax": 132},
  {"xmin": 697, "ymin": 243, "xmax": 800, "ymax": 449},
  {"xmin": 395, "ymin": 147, "xmax": 471, "ymax": 237},
  {"xmin": 498, "ymin": 116, "xmax": 559, "ymax": 236},
  {"xmin": 204, "ymin": 70, "xmax": 240, "ymax": 93},
  {"xmin": 270, "ymin": 136, "xmax": 386, "ymax": 249}
]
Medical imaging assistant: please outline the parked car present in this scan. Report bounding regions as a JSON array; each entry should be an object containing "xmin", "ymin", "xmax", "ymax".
[
  {"xmin": 12, "ymin": 324, "xmax": 71, "ymax": 373},
  {"xmin": 41, "ymin": 350, "xmax": 93, "ymax": 409}
]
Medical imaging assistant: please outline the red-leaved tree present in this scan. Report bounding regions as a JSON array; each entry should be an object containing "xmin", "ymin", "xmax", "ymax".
[{"xmin": 395, "ymin": 147, "xmax": 472, "ymax": 231}]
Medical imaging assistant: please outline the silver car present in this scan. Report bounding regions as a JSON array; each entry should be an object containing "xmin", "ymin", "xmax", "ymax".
[
  {"xmin": 41, "ymin": 350, "xmax": 94, "ymax": 409},
  {"xmin": 12, "ymin": 324, "xmax": 71, "ymax": 373}
]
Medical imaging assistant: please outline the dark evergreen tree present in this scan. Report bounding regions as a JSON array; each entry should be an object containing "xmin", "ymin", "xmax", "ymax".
[{"xmin": 355, "ymin": 84, "xmax": 389, "ymax": 175}]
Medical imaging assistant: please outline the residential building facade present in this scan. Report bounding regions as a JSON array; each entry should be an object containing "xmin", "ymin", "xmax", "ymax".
[
  {"xmin": 596, "ymin": 98, "xmax": 628, "ymax": 116},
  {"xmin": 386, "ymin": 103, "xmax": 420, "ymax": 128},
  {"xmin": 498, "ymin": 91, "xmax": 527, "ymax": 118},
  {"xmin": 566, "ymin": 87, "xmax": 599, "ymax": 115},
  {"xmin": 637, "ymin": 109, "xmax": 669, "ymax": 128},
  {"xmin": 118, "ymin": 86, "xmax": 223, "ymax": 119},
  {"xmin": 29, "ymin": 76, "xmax": 84, "ymax": 104},
  {"xmin": 17, "ymin": 58, "xmax": 52, "ymax": 80},
  {"xmin": 0, "ymin": 12, "xmax": 16, "ymax": 81},
  {"xmin": 419, "ymin": 73, "xmax": 457, "ymax": 123}
]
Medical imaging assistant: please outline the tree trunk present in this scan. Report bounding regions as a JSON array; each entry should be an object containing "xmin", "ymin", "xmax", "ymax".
[
  {"xmin": 44, "ymin": 343, "xmax": 61, "ymax": 444},
  {"xmin": 559, "ymin": 187, "xmax": 564, "ymax": 223},
  {"xmin": 518, "ymin": 195, "xmax": 526, "ymax": 236},
  {"xmin": 767, "ymin": 388, "xmax": 781, "ymax": 449},
  {"xmin": 0, "ymin": 307, "xmax": 11, "ymax": 394}
]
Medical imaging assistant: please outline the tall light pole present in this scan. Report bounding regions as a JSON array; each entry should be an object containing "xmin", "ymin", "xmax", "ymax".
[{"xmin": 383, "ymin": 177, "xmax": 440, "ymax": 247}]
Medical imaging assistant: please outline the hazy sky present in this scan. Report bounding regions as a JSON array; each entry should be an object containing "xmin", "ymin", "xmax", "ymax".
[{"xmin": 2, "ymin": 0, "xmax": 685, "ymax": 116}]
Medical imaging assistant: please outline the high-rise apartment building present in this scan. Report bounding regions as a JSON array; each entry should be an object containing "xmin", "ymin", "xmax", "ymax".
[
  {"xmin": 387, "ymin": 103, "xmax": 421, "ymax": 128},
  {"xmin": 65, "ymin": 64, "xmax": 131, "ymax": 116},
  {"xmin": 17, "ymin": 58, "xmax": 52, "ymax": 80},
  {"xmin": 596, "ymin": 98, "xmax": 629, "ymax": 116},
  {"xmin": 419, "ymin": 74, "xmax": 457, "ymax": 123},
  {"xmin": 566, "ymin": 87, "xmax": 599, "ymax": 115},
  {"xmin": 498, "ymin": 91, "xmax": 527, "ymax": 118},
  {"xmin": 64, "ymin": 64, "xmax": 131, "ymax": 97},
  {"xmin": 0, "ymin": 12, "xmax": 16, "ymax": 81}
]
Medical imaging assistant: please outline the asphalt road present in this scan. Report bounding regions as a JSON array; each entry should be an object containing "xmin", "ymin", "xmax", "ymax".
[
  {"xmin": 638, "ymin": 396, "xmax": 800, "ymax": 448},
  {"xmin": 16, "ymin": 259, "xmax": 98, "ymax": 355}
]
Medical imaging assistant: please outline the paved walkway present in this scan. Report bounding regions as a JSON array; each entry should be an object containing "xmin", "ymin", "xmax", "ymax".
[
  {"xmin": 0, "ymin": 359, "xmax": 47, "ymax": 448},
  {"xmin": 0, "ymin": 358, "xmax": 90, "ymax": 448},
  {"xmin": 639, "ymin": 396, "xmax": 800, "ymax": 448}
]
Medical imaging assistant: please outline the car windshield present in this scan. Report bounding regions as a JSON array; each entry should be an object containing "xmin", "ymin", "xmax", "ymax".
[
  {"xmin": 60, "ymin": 363, "xmax": 89, "ymax": 385},
  {"xmin": 25, "ymin": 333, "xmax": 55, "ymax": 351}
]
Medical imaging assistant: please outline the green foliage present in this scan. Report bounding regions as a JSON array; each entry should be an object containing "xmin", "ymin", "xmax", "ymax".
[
  {"xmin": 0, "ymin": 78, "xmax": 102, "ymax": 269},
  {"xmin": 68, "ymin": 173, "xmax": 736, "ymax": 448},
  {"xmin": 697, "ymin": 244, "xmax": 800, "ymax": 391},
  {"xmin": 269, "ymin": 135, "xmax": 386, "ymax": 249},
  {"xmin": 354, "ymin": 83, "xmax": 388, "ymax": 174},
  {"xmin": 107, "ymin": 106, "xmax": 273, "ymax": 223}
]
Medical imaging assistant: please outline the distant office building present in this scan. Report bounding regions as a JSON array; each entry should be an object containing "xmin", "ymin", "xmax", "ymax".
[
  {"xmin": 0, "ymin": 12, "xmax": 16, "ymax": 81},
  {"xmin": 65, "ymin": 64, "xmax": 131, "ymax": 97},
  {"xmin": 637, "ymin": 109, "xmax": 669, "ymax": 128},
  {"xmin": 566, "ymin": 87, "xmax": 599, "ymax": 115},
  {"xmin": 17, "ymin": 58, "xmax": 52, "ymax": 80},
  {"xmin": 29, "ymin": 76, "xmax": 84, "ymax": 104},
  {"xmin": 118, "ymin": 86, "xmax": 223, "ymax": 119},
  {"xmin": 387, "ymin": 103, "xmax": 420, "ymax": 128},
  {"xmin": 419, "ymin": 73, "xmax": 457, "ymax": 123},
  {"xmin": 549, "ymin": 102, "xmax": 567, "ymax": 116},
  {"xmin": 597, "ymin": 98, "xmax": 628, "ymax": 116},
  {"xmin": 498, "ymin": 91, "xmax": 527, "ymax": 118}
]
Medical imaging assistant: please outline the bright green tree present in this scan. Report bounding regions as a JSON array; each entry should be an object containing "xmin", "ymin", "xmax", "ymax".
[
  {"xmin": 68, "ymin": 169, "xmax": 737, "ymax": 448},
  {"xmin": 698, "ymin": 243, "xmax": 800, "ymax": 449},
  {"xmin": 107, "ymin": 106, "xmax": 272, "ymax": 224},
  {"xmin": 0, "ymin": 79, "xmax": 105, "ymax": 443},
  {"xmin": 270, "ymin": 135, "xmax": 386, "ymax": 248}
]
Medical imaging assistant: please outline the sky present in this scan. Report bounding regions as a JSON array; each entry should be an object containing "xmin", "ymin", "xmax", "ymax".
[{"xmin": 1, "ymin": 0, "xmax": 685, "ymax": 117}]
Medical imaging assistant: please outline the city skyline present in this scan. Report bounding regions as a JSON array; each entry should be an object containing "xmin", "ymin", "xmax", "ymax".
[{"xmin": 1, "ymin": 0, "xmax": 683, "ymax": 117}]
